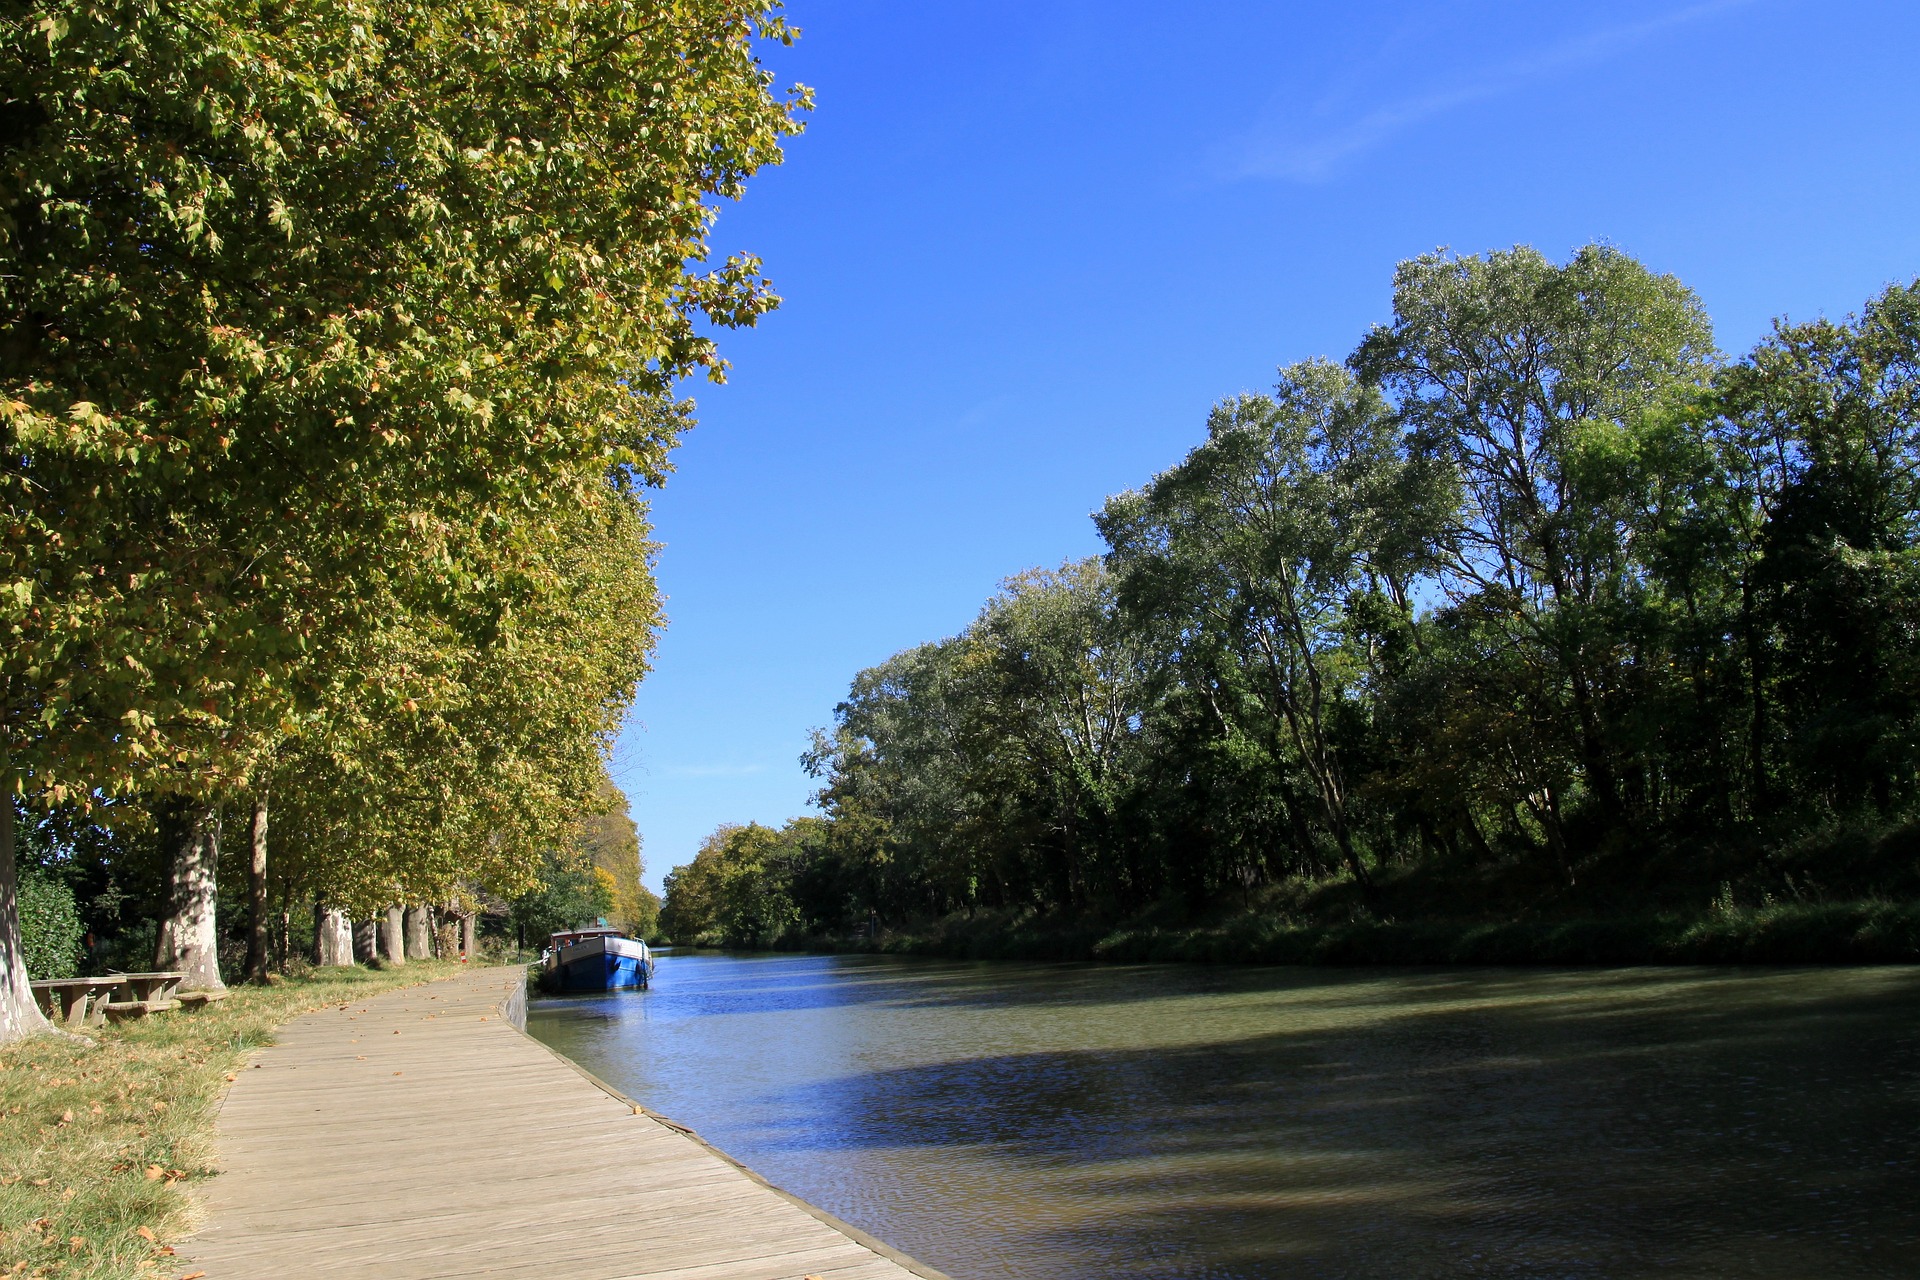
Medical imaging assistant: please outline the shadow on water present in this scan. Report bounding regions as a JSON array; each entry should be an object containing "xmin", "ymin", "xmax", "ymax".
[{"xmin": 528, "ymin": 954, "xmax": 1920, "ymax": 1280}]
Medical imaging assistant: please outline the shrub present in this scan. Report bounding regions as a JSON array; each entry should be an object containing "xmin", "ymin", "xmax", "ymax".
[{"xmin": 19, "ymin": 868, "xmax": 84, "ymax": 979}]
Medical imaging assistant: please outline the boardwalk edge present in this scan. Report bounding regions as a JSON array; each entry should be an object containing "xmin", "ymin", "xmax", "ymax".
[{"xmin": 498, "ymin": 973, "xmax": 956, "ymax": 1280}]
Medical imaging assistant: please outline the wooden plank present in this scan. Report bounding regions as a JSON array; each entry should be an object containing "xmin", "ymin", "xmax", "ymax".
[{"xmin": 178, "ymin": 966, "xmax": 949, "ymax": 1280}]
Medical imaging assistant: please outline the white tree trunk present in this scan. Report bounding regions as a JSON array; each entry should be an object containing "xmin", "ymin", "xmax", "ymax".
[
  {"xmin": 315, "ymin": 906, "xmax": 354, "ymax": 967},
  {"xmin": 244, "ymin": 792, "xmax": 270, "ymax": 983},
  {"xmin": 353, "ymin": 918, "xmax": 378, "ymax": 965},
  {"xmin": 404, "ymin": 905, "xmax": 432, "ymax": 960},
  {"xmin": 155, "ymin": 803, "xmax": 227, "ymax": 992},
  {"xmin": 381, "ymin": 906, "xmax": 406, "ymax": 966},
  {"xmin": 0, "ymin": 786, "xmax": 57, "ymax": 1043}
]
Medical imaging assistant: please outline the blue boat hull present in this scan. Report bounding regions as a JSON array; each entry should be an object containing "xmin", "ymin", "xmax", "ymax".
[{"xmin": 551, "ymin": 951, "xmax": 652, "ymax": 992}]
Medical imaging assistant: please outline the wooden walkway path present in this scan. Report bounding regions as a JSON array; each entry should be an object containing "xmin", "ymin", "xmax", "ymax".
[{"xmin": 181, "ymin": 966, "xmax": 944, "ymax": 1280}]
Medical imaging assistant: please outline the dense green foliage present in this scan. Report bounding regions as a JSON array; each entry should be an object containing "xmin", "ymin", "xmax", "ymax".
[
  {"xmin": 2, "ymin": 0, "xmax": 805, "ymax": 1004},
  {"xmin": 665, "ymin": 246, "xmax": 1920, "ymax": 946},
  {"xmin": 17, "ymin": 866, "xmax": 81, "ymax": 979}
]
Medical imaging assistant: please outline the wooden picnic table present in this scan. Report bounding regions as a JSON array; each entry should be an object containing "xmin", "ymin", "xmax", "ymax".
[
  {"xmin": 104, "ymin": 971, "xmax": 187, "ymax": 1018},
  {"xmin": 29, "ymin": 976, "xmax": 126, "ymax": 1027}
]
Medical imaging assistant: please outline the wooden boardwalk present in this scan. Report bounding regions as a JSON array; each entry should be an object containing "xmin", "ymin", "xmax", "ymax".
[{"xmin": 181, "ymin": 966, "xmax": 945, "ymax": 1280}]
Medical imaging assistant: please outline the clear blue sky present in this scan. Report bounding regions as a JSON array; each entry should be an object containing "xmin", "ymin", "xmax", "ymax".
[{"xmin": 614, "ymin": 0, "xmax": 1920, "ymax": 894}]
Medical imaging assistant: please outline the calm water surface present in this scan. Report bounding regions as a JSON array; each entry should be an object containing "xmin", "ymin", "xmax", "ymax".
[{"xmin": 526, "ymin": 953, "xmax": 1920, "ymax": 1279}]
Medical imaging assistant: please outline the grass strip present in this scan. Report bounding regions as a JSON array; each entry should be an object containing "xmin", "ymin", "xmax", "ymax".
[
  {"xmin": 0, "ymin": 960, "xmax": 466, "ymax": 1280},
  {"xmin": 770, "ymin": 899, "xmax": 1920, "ymax": 967}
]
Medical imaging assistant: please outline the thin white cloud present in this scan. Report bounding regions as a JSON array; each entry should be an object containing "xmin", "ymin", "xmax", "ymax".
[
  {"xmin": 662, "ymin": 762, "xmax": 769, "ymax": 779},
  {"xmin": 1226, "ymin": 0, "xmax": 1763, "ymax": 183}
]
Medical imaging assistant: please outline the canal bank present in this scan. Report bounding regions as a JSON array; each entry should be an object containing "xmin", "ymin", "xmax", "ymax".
[
  {"xmin": 181, "ymin": 965, "xmax": 947, "ymax": 1279},
  {"xmin": 761, "ymin": 897, "xmax": 1920, "ymax": 967}
]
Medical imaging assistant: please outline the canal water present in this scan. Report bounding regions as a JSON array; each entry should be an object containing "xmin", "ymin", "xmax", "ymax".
[{"xmin": 525, "ymin": 952, "xmax": 1920, "ymax": 1279}]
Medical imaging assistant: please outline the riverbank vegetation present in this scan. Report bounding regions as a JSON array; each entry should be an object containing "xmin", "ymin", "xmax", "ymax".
[
  {"xmin": 3, "ymin": 2, "xmax": 803, "ymax": 1035},
  {"xmin": 663, "ymin": 246, "xmax": 1920, "ymax": 963},
  {"xmin": 0, "ymin": 960, "xmax": 460, "ymax": 1278}
]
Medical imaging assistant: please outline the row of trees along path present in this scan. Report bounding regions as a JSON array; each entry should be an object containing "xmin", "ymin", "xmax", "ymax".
[{"xmin": 0, "ymin": 1, "xmax": 809, "ymax": 1039}]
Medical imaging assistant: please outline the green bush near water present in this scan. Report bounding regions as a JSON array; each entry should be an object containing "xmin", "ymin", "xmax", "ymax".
[{"xmin": 750, "ymin": 898, "xmax": 1920, "ymax": 968}]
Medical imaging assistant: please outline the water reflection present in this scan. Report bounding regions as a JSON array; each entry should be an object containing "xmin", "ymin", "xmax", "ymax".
[{"xmin": 527, "ymin": 953, "xmax": 1920, "ymax": 1279}]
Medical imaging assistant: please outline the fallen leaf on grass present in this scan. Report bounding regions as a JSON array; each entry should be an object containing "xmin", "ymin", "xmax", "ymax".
[
  {"xmin": 145, "ymin": 1165, "xmax": 164, "ymax": 1181},
  {"xmin": 59, "ymin": 1110, "xmax": 73, "ymax": 1124},
  {"xmin": 136, "ymin": 1227, "xmax": 156, "ymax": 1242},
  {"xmin": 223, "ymin": 1073, "xmax": 236, "ymax": 1082}
]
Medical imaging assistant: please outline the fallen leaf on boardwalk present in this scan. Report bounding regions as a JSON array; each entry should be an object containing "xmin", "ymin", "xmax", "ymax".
[
  {"xmin": 392, "ymin": 1071, "xmax": 403, "ymax": 1077},
  {"xmin": 224, "ymin": 1073, "xmax": 236, "ymax": 1082},
  {"xmin": 144, "ymin": 1166, "xmax": 164, "ymax": 1181},
  {"xmin": 179, "ymin": 1271, "xmax": 207, "ymax": 1279},
  {"xmin": 356, "ymin": 1055, "xmax": 367, "ymax": 1061},
  {"xmin": 136, "ymin": 1227, "xmax": 156, "ymax": 1242}
]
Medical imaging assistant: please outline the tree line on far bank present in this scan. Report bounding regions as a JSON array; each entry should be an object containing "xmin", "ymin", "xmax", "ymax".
[
  {"xmin": 2, "ymin": 0, "xmax": 805, "ymax": 1037},
  {"xmin": 661, "ymin": 245, "xmax": 1920, "ymax": 948}
]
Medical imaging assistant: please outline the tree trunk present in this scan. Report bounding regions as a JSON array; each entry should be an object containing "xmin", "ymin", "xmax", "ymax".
[
  {"xmin": 353, "ymin": 917, "xmax": 379, "ymax": 965},
  {"xmin": 381, "ymin": 906, "xmax": 406, "ymax": 966},
  {"xmin": 155, "ymin": 802, "xmax": 227, "ymax": 993},
  {"xmin": 244, "ymin": 792, "xmax": 271, "ymax": 984},
  {"xmin": 404, "ymin": 905, "xmax": 432, "ymax": 960},
  {"xmin": 314, "ymin": 904, "xmax": 354, "ymax": 967},
  {"xmin": 0, "ymin": 782, "xmax": 57, "ymax": 1043},
  {"xmin": 461, "ymin": 913, "xmax": 478, "ymax": 960}
]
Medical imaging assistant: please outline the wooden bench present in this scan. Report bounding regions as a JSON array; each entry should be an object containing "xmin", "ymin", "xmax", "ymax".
[
  {"xmin": 29, "ymin": 977, "xmax": 126, "ymax": 1028},
  {"xmin": 177, "ymin": 990, "xmax": 229, "ymax": 1010},
  {"xmin": 99, "ymin": 971, "xmax": 187, "ymax": 1022}
]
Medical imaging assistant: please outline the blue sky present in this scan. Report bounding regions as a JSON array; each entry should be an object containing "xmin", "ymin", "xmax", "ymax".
[{"xmin": 614, "ymin": 0, "xmax": 1920, "ymax": 893}]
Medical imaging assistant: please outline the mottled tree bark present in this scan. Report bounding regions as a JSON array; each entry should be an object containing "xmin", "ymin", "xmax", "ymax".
[
  {"xmin": 461, "ymin": 913, "xmax": 478, "ymax": 960},
  {"xmin": 244, "ymin": 792, "xmax": 271, "ymax": 983},
  {"xmin": 155, "ymin": 803, "xmax": 227, "ymax": 992},
  {"xmin": 381, "ymin": 906, "xmax": 406, "ymax": 966},
  {"xmin": 353, "ymin": 917, "xmax": 379, "ymax": 965},
  {"xmin": 0, "ymin": 783, "xmax": 57, "ymax": 1043},
  {"xmin": 404, "ymin": 905, "xmax": 432, "ymax": 960},
  {"xmin": 314, "ymin": 904, "xmax": 354, "ymax": 967}
]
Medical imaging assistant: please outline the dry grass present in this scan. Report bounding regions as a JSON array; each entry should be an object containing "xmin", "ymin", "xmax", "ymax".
[{"xmin": 0, "ymin": 960, "xmax": 464, "ymax": 1279}]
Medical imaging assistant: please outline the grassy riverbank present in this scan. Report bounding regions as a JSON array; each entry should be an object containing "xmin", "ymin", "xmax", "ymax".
[
  {"xmin": 785, "ymin": 897, "xmax": 1920, "ymax": 966},
  {"xmin": 0, "ymin": 960, "xmax": 463, "ymax": 1280}
]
